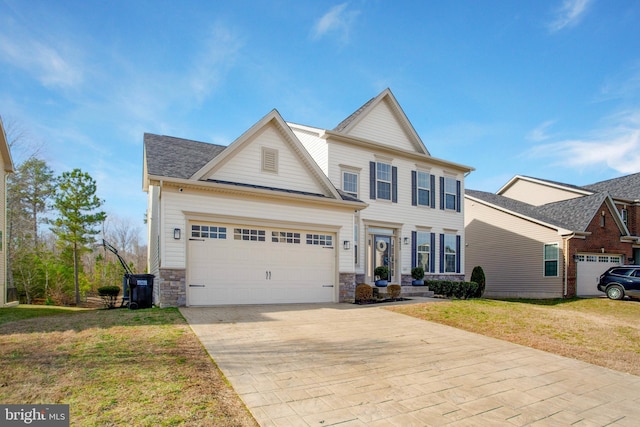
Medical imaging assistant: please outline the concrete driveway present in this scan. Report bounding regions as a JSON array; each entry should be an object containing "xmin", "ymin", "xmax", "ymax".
[{"xmin": 181, "ymin": 301, "xmax": 640, "ymax": 426}]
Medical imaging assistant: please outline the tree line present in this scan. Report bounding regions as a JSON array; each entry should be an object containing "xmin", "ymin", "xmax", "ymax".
[{"xmin": 7, "ymin": 155, "xmax": 147, "ymax": 306}]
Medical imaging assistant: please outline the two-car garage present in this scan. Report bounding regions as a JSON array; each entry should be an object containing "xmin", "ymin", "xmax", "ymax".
[{"xmin": 186, "ymin": 222, "xmax": 337, "ymax": 305}]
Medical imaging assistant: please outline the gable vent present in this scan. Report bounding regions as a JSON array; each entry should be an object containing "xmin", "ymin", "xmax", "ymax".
[{"xmin": 262, "ymin": 147, "xmax": 278, "ymax": 173}]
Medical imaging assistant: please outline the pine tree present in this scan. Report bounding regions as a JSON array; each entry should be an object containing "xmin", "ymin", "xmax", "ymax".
[{"xmin": 50, "ymin": 169, "xmax": 106, "ymax": 305}]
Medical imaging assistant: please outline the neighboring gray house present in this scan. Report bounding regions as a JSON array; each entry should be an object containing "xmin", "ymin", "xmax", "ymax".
[{"xmin": 465, "ymin": 174, "xmax": 637, "ymax": 298}]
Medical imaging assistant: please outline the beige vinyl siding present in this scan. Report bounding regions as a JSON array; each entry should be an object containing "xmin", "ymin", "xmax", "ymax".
[
  {"xmin": 500, "ymin": 180, "xmax": 583, "ymax": 206},
  {"xmin": 464, "ymin": 198, "xmax": 564, "ymax": 298},
  {"xmin": 345, "ymin": 99, "xmax": 417, "ymax": 152},
  {"xmin": 290, "ymin": 125, "xmax": 328, "ymax": 175},
  {"xmin": 147, "ymin": 185, "xmax": 160, "ymax": 276},
  {"xmin": 328, "ymin": 140, "xmax": 466, "ymax": 278},
  {"xmin": 160, "ymin": 187, "xmax": 355, "ymax": 272},
  {"xmin": 205, "ymin": 123, "xmax": 327, "ymax": 196}
]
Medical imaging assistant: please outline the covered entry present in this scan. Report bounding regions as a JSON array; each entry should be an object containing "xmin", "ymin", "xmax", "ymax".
[
  {"xmin": 187, "ymin": 222, "xmax": 336, "ymax": 305},
  {"xmin": 575, "ymin": 253, "xmax": 622, "ymax": 296}
]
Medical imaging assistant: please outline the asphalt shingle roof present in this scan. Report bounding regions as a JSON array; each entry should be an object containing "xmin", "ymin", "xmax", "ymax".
[
  {"xmin": 465, "ymin": 189, "xmax": 609, "ymax": 232},
  {"xmin": 144, "ymin": 133, "xmax": 362, "ymax": 203},
  {"xmin": 583, "ymin": 172, "xmax": 640, "ymax": 201},
  {"xmin": 144, "ymin": 133, "xmax": 226, "ymax": 179}
]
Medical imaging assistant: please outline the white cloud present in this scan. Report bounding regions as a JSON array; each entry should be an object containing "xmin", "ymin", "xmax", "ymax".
[
  {"xmin": 525, "ymin": 110, "xmax": 640, "ymax": 174},
  {"xmin": 548, "ymin": 0, "xmax": 592, "ymax": 33},
  {"xmin": 188, "ymin": 24, "xmax": 244, "ymax": 103},
  {"xmin": 0, "ymin": 23, "xmax": 83, "ymax": 89},
  {"xmin": 598, "ymin": 63, "xmax": 640, "ymax": 102},
  {"xmin": 311, "ymin": 3, "xmax": 360, "ymax": 43},
  {"xmin": 526, "ymin": 120, "xmax": 556, "ymax": 142}
]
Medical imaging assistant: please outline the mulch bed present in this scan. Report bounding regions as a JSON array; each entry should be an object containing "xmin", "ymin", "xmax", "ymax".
[{"xmin": 354, "ymin": 298, "xmax": 412, "ymax": 305}]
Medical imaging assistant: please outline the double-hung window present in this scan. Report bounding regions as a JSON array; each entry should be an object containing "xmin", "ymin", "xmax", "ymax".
[
  {"xmin": 444, "ymin": 234, "xmax": 457, "ymax": 273},
  {"xmin": 417, "ymin": 172, "xmax": 431, "ymax": 206},
  {"xmin": 342, "ymin": 171, "xmax": 358, "ymax": 198},
  {"xmin": 376, "ymin": 162, "xmax": 392, "ymax": 200},
  {"xmin": 416, "ymin": 232, "xmax": 431, "ymax": 273},
  {"xmin": 444, "ymin": 177, "xmax": 457, "ymax": 210},
  {"xmin": 544, "ymin": 243, "xmax": 559, "ymax": 277}
]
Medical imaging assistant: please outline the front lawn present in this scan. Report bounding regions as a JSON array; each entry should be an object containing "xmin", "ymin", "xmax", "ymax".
[
  {"xmin": 387, "ymin": 297, "xmax": 640, "ymax": 376},
  {"xmin": 0, "ymin": 305, "xmax": 257, "ymax": 426}
]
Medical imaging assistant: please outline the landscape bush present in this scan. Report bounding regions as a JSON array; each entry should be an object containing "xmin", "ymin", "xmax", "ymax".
[
  {"xmin": 97, "ymin": 285, "xmax": 120, "ymax": 309},
  {"xmin": 355, "ymin": 283, "xmax": 373, "ymax": 303},
  {"xmin": 387, "ymin": 284, "xmax": 401, "ymax": 299},
  {"xmin": 470, "ymin": 266, "xmax": 486, "ymax": 297},
  {"xmin": 427, "ymin": 280, "xmax": 480, "ymax": 300}
]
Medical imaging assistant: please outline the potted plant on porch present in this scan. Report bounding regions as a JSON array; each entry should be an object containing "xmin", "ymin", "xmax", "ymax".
[
  {"xmin": 374, "ymin": 265, "xmax": 389, "ymax": 287},
  {"xmin": 411, "ymin": 266, "xmax": 425, "ymax": 286}
]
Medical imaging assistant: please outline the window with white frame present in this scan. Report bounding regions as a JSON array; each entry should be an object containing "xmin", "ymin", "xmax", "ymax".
[
  {"xmin": 416, "ymin": 231, "xmax": 431, "ymax": 272},
  {"xmin": 621, "ymin": 209, "xmax": 628, "ymax": 226},
  {"xmin": 417, "ymin": 171, "xmax": 431, "ymax": 206},
  {"xmin": 444, "ymin": 234, "xmax": 457, "ymax": 273},
  {"xmin": 376, "ymin": 162, "xmax": 392, "ymax": 200},
  {"xmin": 444, "ymin": 177, "xmax": 457, "ymax": 210},
  {"xmin": 343, "ymin": 171, "xmax": 358, "ymax": 198},
  {"xmin": 544, "ymin": 243, "xmax": 559, "ymax": 277}
]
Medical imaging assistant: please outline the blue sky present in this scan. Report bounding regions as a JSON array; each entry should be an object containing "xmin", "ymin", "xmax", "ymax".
[{"xmin": 1, "ymin": 0, "xmax": 639, "ymax": 243}]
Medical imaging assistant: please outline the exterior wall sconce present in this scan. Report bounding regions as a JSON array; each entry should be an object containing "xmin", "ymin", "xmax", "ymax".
[
  {"xmin": 403, "ymin": 237, "xmax": 409, "ymax": 245},
  {"xmin": 174, "ymin": 228, "xmax": 181, "ymax": 240},
  {"xmin": 343, "ymin": 240, "xmax": 351, "ymax": 250}
]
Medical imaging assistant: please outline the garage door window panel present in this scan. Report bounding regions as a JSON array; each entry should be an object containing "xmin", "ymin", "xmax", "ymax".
[
  {"xmin": 272, "ymin": 231, "xmax": 301, "ymax": 244},
  {"xmin": 191, "ymin": 225, "xmax": 226, "ymax": 239},
  {"xmin": 234, "ymin": 228, "xmax": 266, "ymax": 241},
  {"xmin": 306, "ymin": 234, "xmax": 333, "ymax": 247}
]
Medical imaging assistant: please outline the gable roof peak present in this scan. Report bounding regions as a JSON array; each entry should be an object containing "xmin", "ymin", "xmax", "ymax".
[{"xmin": 332, "ymin": 88, "xmax": 429, "ymax": 155}]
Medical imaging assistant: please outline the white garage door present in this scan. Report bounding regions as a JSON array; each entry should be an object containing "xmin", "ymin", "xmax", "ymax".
[
  {"xmin": 187, "ymin": 223, "xmax": 336, "ymax": 305},
  {"xmin": 576, "ymin": 254, "xmax": 622, "ymax": 296}
]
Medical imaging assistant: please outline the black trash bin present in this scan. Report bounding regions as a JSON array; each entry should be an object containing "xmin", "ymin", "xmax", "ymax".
[{"xmin": 127, "ymin": 274, "xmax": 154, "ymax": 309}]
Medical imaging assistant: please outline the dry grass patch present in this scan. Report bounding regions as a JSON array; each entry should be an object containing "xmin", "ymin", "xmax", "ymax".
[
  {"xmin": 387, "ymin": 297, "xmax": 640, "ymax": 376},
  {"xmin": 0, "ymin": 306, "xmax": 257, "ymax": 427}
]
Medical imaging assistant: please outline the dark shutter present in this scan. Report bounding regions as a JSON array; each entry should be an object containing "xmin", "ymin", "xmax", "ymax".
[
  {"xmin": 456, "ymin": 180, "xmax": 461, "ymax": 213},
  {"xmin": 439, "ymin": 233, "xmax": 445, "ymax": 273},
  {"xmin": 456, "ymin": 235, "xmax": 461, "ymax": 273},
  {"xmin": 411, "ymin": 231, "xmax": 417, "ymax": 268},
  {"xmin": 411, "ymin": 171, "xmax": 417, "ymax": 206},
  {"xmin": 369, "ymin": 162, "xmax": 376, "ymax": 200},
  {"xmin": 392, "ymin": 166, "xmax": 398, "ymax": 203},
  {"xmin": 430, "ymin": 233, "xmax": 436, "ymax": 273},
  {"xmin": 439, "ymin": 176, "xmax": 445, "ymax": 210},
  {"xmin": 430, "ymin": 174, "xmax": 436, "ymax": 208}
]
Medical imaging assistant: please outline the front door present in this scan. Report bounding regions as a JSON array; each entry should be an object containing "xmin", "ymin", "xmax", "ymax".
[{"xmin": 373, "ymin": 235, "xmax": 393, "ymax": 280}]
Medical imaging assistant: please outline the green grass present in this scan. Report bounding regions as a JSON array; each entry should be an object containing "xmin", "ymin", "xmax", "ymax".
[
  {"xmin": 388, "ymin": 297, "xmax": 640, "ymax": 376},
  {"xmin": 0, "ymin": 305, "xmax": 257, "ymax": 427}
]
